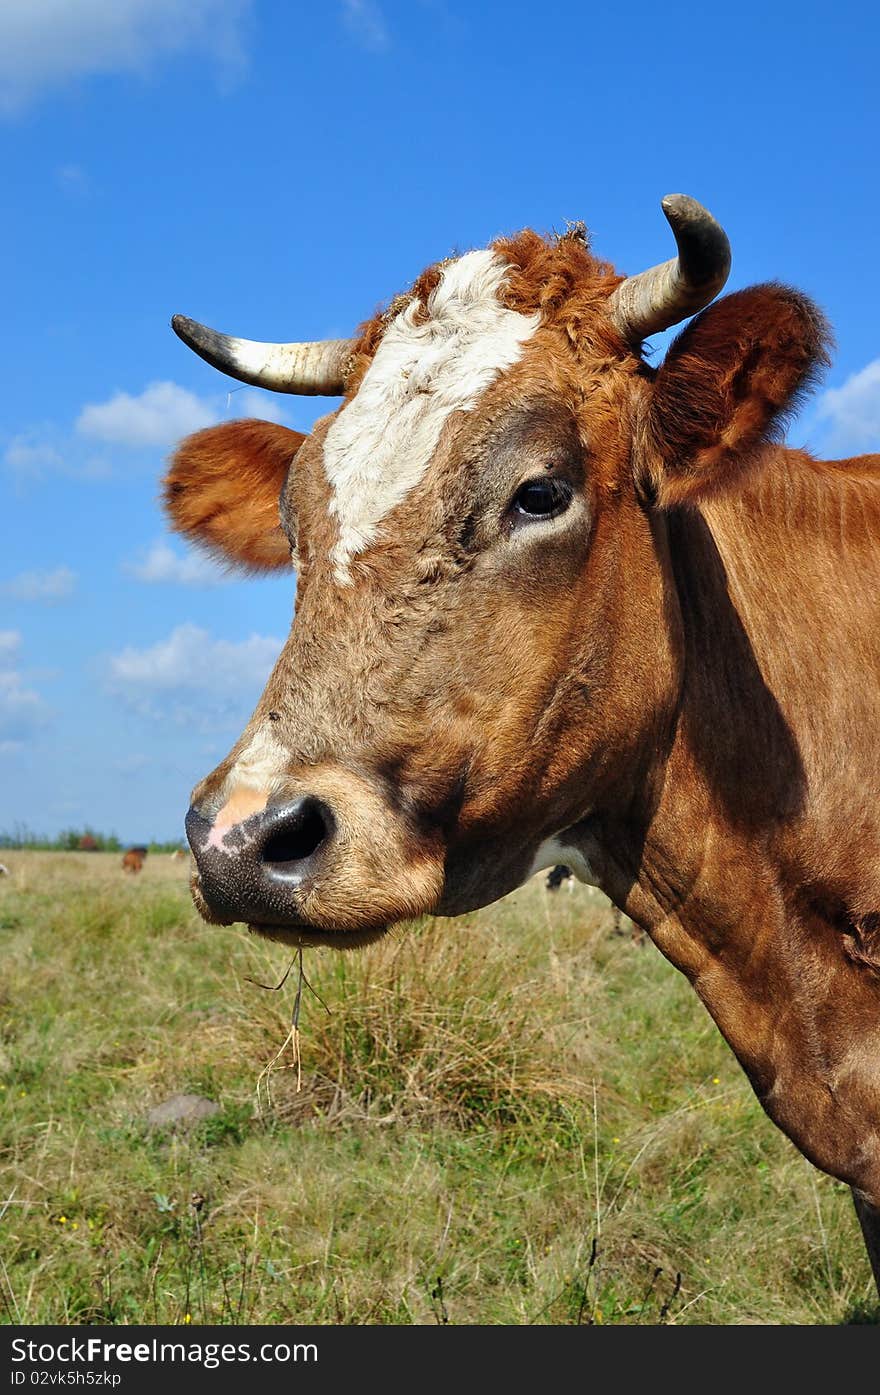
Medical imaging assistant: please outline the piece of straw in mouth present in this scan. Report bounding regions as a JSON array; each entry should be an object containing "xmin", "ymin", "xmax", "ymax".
[{"xmin": 249, "ymin": 948, "xmax": 330, "ymax": 1111}]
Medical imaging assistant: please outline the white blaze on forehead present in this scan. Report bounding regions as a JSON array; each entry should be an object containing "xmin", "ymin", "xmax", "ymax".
[{"xmin": 322, "ymin": 248, "xmax": 541, "ymax": 584}]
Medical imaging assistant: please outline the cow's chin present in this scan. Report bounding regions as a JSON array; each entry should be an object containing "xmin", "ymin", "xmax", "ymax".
[
  {"xmin": 188, "ymin": 840, "xmax": 544, "ymax": 953},
  {"xmin": 188, "ymin": 870, "xmax": 397, "ymax": 949},
  {"xmin": 247, "ymin": 921, "xmax": 392, "ymax": 952}
]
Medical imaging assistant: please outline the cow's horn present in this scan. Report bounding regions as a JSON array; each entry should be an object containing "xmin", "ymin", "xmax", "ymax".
[
  {"xmin": 608, "ymin": 194, "xmax": 732, "ymax": 342},
  {"xmin": 171, "ymin": 315, "xmax": 356, "ymax": 396}
]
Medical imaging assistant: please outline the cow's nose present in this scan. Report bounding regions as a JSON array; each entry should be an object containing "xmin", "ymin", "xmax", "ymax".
[
  {"xmin": 185, "ymin": 795, "xmax": 336, "ymax": 924},
  {"xmin": 258, "ymin": 796, "xmax": 335, "ymax": 877}
]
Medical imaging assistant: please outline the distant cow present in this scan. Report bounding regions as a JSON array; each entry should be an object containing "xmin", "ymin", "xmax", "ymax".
[
  {"xmin": 545, "ymin": 864, "xmax": 574, "ymax": 893},
  {"xmin": 121, "ymin": 847, "xmax": 147, "ymax": 875},
  {"xmin": 0, "ymin": 862, "xmax": 9, "ymax": 876},
  {"xmin": 169, "ymin": 848, "xmax": 186, "ymax": 861}
]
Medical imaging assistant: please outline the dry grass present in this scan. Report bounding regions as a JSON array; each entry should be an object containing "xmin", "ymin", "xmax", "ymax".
[{"xmin": 0, "ymin": 851, "xmax": 876, "ymax": 1325}]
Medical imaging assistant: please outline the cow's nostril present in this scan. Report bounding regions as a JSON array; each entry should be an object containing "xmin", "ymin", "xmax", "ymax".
[
  {"xmin": 260, "ymin": 796, "xmax": 333, "ymax": 872},
  {"xmin": 186, "ymin": 793, "xmax": 338, "ymax": 923}
]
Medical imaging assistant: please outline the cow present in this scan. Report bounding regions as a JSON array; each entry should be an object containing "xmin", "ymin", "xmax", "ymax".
[
  {"xmin": 121, "ymin": 847, "xmax": 147, "ymax": 875},
  {"xmin": 163, "ymin": 194, "xmax": 880, "ymax": 1297},
  {"xmin": 545, "ymin": 863, "xmax": 574, "ymax": 893},
  {"xmin": 170, "ymin": 848, "xmax": 186, "ymax": 861},
  {"xmin": 0, "ymin": 862, "xmax": 9, "ymax": 876}
]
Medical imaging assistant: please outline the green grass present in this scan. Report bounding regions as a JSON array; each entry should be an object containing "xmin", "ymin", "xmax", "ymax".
[{"xmin": 0, "ymin": 851, "xmax": 875, "ymax": 1325}]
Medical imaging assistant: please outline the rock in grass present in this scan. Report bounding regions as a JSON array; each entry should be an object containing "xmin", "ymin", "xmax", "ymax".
[{"xmin": 145, "ymin": 1093, "xmax": 221, "ymax": 1129}]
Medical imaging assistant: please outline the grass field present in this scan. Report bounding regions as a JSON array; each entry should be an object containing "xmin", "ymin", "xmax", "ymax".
[{"xmin": 0, "ymin": 851, "xmax": 876, "ymax": 1326}]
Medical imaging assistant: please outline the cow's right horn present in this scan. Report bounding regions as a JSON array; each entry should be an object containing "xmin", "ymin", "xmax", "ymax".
[
  {"xmin": 608, "ymin": 194, "xmax": 732, "ymax": 343},
  {"xmin": 171, "ymin": 315, "xmax": 356, "ymax": 396}
]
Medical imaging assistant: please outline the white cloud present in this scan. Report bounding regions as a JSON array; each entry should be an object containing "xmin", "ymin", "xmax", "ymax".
[
  {"xmin": 5, "ymin": 383, "xmax": 294, "ymax": 490},
  {"xmin": 0, "ymin": 631, "xmax": 50, "ymax": 743},
  {"xmin": 342, "ymin": 0, "xmax": 389, "ymax": 51},
  {"xmin": 107, "ymin": 622, "xmax": 282, "ymax": 725},
  {"xmin": 3, "ymin": 433, "xmax": 64, "ymax": 478},
  {"xmin": 123, "ymin": 540, "xmax": 230, "ymax": 587},
  {"xmin": 0, "ymin": 632, "xmax": 22, "ymax": 667},
  {"xmin": 0, "ymin": 672, "xmax": 48, "ymax": 742},
  {"xmin": 76, "ymin": 381, "xmax": 218, "ymax": 448},
  {"xmin": 812, "ymin": 359, "xmax": 880, "ymax": 455},
  {"xmin": 1, "ymin": 566, "xmax": 76, "ymax": 603},
  {"xmin": 0, "ymin": 0, "xmax": 252, "ymax": 114},
  {"xmin": 224, "ymin": 388, "xmax": 292, "ymax": 425}
]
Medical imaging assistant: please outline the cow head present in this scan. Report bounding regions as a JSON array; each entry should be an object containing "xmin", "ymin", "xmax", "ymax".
[{"xmin": 166, "ymin": 196, "xmax": 827, "ymax": 947}]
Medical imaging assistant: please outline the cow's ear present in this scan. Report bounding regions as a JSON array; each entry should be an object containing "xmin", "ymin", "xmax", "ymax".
[
  {"xmin": 638, "ymin": 286, "xmax": 832, "ymax": 508},
  {"xmin": 163, "ymin": 419, "xmax": 306, "ymax": 571}
]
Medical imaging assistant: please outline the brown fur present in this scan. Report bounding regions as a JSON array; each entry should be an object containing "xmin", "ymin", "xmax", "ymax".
[
  {"xmin": 163, "ymin": 419, "xmax": 305, "ymax": 571},
  {"xmin": 640, "ymin": 286, "xmax": 833, "ymax": 507},
  {"xmin": 164, "ymin": 225, "xmax": 880, "ymax": 1293},
  {"xmin": 121, "ymin": 849, "xmax": 145, "ymax": 875}
]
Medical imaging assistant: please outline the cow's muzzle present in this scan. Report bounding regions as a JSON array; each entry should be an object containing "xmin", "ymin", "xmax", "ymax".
[{"xmin": 185, "ymin": 795, "xmax": 335, "ymax": 927}]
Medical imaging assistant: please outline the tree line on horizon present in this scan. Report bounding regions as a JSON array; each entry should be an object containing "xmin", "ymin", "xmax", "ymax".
[{"xmin": 0, "ymin": 824, "xmax": 185, "ymax": 854}]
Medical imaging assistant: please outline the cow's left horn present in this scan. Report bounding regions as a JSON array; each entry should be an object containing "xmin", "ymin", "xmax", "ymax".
[
  {"xmin": 608, "ymin": 194, "xmax": 732, "ymax": 343},
  {"xmin": 171, "ymin": 315, "xmax": 356, "ymax": 395}
]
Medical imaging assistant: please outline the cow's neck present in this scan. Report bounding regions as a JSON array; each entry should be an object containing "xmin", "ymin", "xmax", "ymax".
[
  {"xmin": 580, "ymin": 446, "xmax": 880, "ymax": 1166},
  {"xmin": 671, "ymin": 444, "xmax": 880, "ymax": 920},
  {"xmin": 604, "ymin": 445, "xmax": 880, "ymax": 930}
]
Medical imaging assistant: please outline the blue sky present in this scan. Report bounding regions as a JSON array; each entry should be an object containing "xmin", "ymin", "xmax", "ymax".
[{"xmin": 1, "ymin": 0, "xmax": 878, "ymax": 844}]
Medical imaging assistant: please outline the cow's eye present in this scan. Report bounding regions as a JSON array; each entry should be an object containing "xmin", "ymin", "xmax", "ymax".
[{"xmin": 512, "ymin": 478, "xmax": 572, "ymax": 520}]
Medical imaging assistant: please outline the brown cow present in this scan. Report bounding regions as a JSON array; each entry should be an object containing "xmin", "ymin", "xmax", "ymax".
[
  {"xmin": 121, "ymin": 847, "xmax": 147, "ymax": 875},
  {"xmin": 164, "ymin": 195, "xmax": 880, "ymax": 1296}
]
